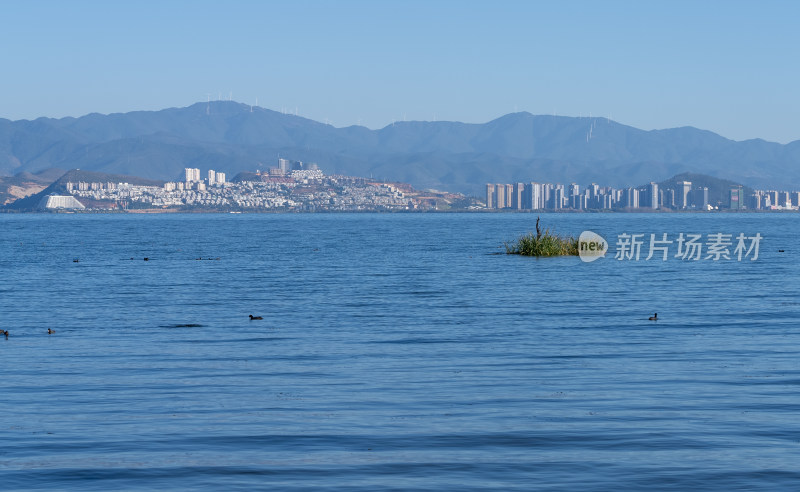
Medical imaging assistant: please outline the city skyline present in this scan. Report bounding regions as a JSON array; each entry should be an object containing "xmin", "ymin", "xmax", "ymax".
[
  {"xmin": 48, "ymin": 165, "xmax": 444, "ymax": 211},
  {"xmin": 485, "ymin": 179, "xmax": 797, "ymax": 211}
]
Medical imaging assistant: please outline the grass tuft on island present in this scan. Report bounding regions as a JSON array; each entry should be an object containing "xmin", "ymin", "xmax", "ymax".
[{"xmin": 505, "ymin": 217, "xmax": 579, "ymax": 257}]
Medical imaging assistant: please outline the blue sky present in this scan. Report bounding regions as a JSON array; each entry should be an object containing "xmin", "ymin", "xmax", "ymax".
[{"xmin": 1, "ymin": 0, "xmax": 798, "ymax": 143}]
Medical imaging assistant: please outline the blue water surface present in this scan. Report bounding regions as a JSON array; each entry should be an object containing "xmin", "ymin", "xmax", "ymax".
[{"xmin": 1, "ymin": 213, "xmax": 799, "ymax": 491}]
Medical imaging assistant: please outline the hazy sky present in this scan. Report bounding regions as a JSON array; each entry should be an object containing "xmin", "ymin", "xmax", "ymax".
[{"xmin": 2, "ymin": 0, "xmax": 798, "ymax": 142}]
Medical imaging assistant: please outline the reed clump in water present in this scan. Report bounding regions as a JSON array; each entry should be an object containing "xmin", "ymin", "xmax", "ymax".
[{"xmin": 505, "ymin": 217, "xmax": 579, "ymax": 257}]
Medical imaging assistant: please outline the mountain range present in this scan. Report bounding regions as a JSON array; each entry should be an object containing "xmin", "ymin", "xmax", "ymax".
[{"xmin": 1, "ymin": 101, "xmax": 798, "ymax": 196}]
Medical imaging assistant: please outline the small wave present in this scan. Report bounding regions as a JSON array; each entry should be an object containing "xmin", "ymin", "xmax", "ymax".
[{"xmin": 373, "ymin": 338, "xmax": 458, "ymax": 345}]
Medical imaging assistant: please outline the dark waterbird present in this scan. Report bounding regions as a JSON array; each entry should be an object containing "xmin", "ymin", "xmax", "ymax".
[
  {"xmin": 2, "ymin": 330, "xmax": 8, "ymax": 339},
  {"xmin": 249, "ymin": 315, "xmax": 263, "ymax": 320},
  {"xmin": 649, "ymin": 313, "xmax": 658, "ymax": 321},
  {"xmin": 47, "ymin": 328, "xmax": 55, "ymax": 334}
]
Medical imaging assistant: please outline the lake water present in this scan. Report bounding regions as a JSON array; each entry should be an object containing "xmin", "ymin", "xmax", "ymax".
[{"xmin": 1, "ymin": 213, "xmax": 799, "ymax": 490}]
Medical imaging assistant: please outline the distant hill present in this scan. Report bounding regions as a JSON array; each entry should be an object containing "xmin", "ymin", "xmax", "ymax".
[
  {"xmin": 0, "ymin": 168, "xmax": 64, "ymax": 205},
  {"xmin": 4, "ymin": 169, "xmax": 162, "ymax": 211},
  {"xmin": 231, "ymin": 171, "xmax": 264, "ymax": 183},
  {"xmin": 655, "ymin": 173, "xmax": 752, "ymax": 208},
  {"xmin": 1, "ymin": 101, "xmax": 799, "ymax": 195}
]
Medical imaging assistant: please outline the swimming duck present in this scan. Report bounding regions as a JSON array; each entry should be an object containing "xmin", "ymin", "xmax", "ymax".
[
  {"xmin": 48, "ymin": 328, "xmax": 56, "ymax": 334},
  {"xmin": 249, "ymin": 315, "xmax": 263, "ymax": 320},
  {"xmin": 2, "ymin": 330, "xmax": 8, "ymax": 339},
  {"xmin": 648, "ymin": 313, "xmax": 658, "ymax": 321}
]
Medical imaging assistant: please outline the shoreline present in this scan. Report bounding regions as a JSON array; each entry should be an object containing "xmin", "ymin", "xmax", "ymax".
[{"xmin": 1, "ymin": 208, "xmax": 795, "ymax": 215}]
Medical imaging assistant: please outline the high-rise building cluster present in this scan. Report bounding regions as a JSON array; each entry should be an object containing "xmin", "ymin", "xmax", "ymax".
[
  {"xmin": 748, "ymin": 189, "xmax": 800, "ymax": 210},
  {"xmin": 184, "ymin": 168, "xmax": 226, "ymax": 188},
  {"xmin": 267, "ymin": 159, "xmax": 320, "ymax": 176},
  {"xmin": 485, "ymin": 181, "xmax": 666, "ymax": 210},
  {"xmin": 669, "ymin": 183, "xmax": 800, "ymax": 210},
  {"xmin": 184, "ymin": 168, "xmax": 200, "ymax": 182},
  {"xmin": 485, "ymin": 178, "xmax": 800, "ymax": 211}
]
